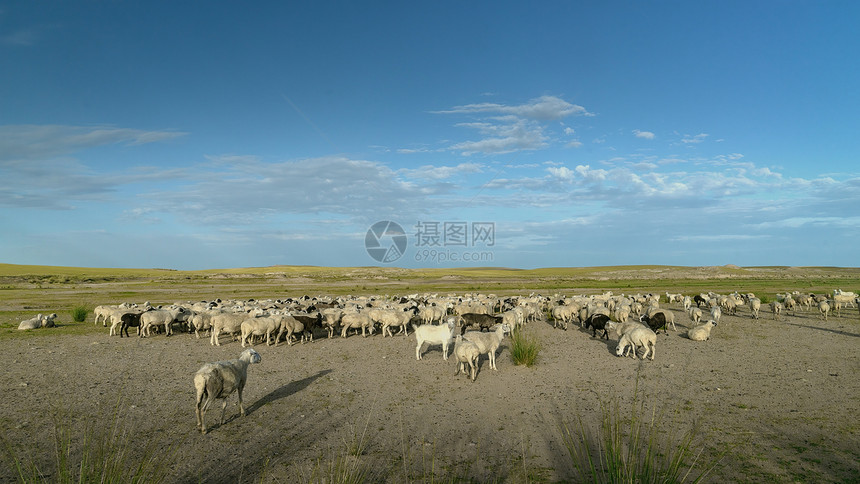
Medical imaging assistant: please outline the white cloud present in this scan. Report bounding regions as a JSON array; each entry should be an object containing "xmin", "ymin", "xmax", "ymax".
[
  {"xmin": 633, "ymin": 129, "xmax": 656, "ymax": 140},
  {"xmin": 566, "ymin": 140, "xmax": 583, "ymax": 148},
  {"xmin": 681, "ymin": 133, "xmax": 709, "ymax": 144},
  {"xmin": 400, "ymin": 163, "xmax": 484, "ymax": 180},
  {"xmin": 449, "ymin": 118, "xmax": 548, "ymax": 155},
  {"xmin": 434, "ymin": 95, "xmax": 591, "ymax": 120},
  {"xmin": 0, "ymin": 125, "xmax": 187, "ymax": 162}
]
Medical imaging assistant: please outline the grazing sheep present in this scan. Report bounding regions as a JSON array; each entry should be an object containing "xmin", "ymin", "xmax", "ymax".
[
  {"xmin": 194, "ymin": 348, "xmax": 262, "ymax": 434},
  {"xmin": 584, "ymin": 313, "xmax": 611, "ymax": 339},
  {"xmin": 413, "ymin": 319, "xmax": 457, "ymax": 360},
  {"xmin": 321, "ymin": 308, "xmax": 343, "ymax": 339},
  {"xmin": 453, "ymin": 335, "xmax": 480, "ymax": 381},
  {"xmin": 615, "ymin": 327, "xmax": 657, "ymax": 360},
  {"xmin": 551, "ymin": 305, "xmax": 576, "ymax": 330},
  {"xmin": 687, "ymin": 320, "xmax": 717, "ymax": 341},
  {"xmin": 463, "ymin": 323, "xmax": 511, "ymax": 370}
]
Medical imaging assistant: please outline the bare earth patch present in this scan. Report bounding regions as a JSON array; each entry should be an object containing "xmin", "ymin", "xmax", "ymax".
[{"xmin": 1, "ymin": 305, "xmax": 859, "ymax": 482}]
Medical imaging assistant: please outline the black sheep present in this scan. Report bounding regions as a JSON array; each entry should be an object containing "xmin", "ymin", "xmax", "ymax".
[
  {"xmin": 459, "ymin": 313, "xmax": 503, "ymax": 335},
  {"xmin": 693, "ymin": 295, "xmax": 707, "ymax": 308},
  {"xmin": 639, "ymin": 312, "xmax": 667, "ymax": 334},
  {"xmin": 584, "ymin": 313, "xmax": 611, "ymax": 339}
]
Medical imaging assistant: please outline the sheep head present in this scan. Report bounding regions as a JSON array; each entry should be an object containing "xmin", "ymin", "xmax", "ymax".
[{"xmin": 240, "ymin": 348, "xmax": 262, "ymax": 364}]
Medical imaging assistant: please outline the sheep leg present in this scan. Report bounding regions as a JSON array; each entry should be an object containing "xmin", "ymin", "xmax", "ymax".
[
  {"xmin": 470, "ymin": 359, "xmax": 477, "ymax": 381},
  {"xmin": 416, "ymin": 341, "xmax": 423, "ymax": 360}
]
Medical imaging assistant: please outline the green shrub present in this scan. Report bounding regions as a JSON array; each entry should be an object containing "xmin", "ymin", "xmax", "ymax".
[
  {"xmin": 510, "ymin": 328, "xmax": 540, "ymax": 367},
  {"xmin": 71, "ymin": 305, "xmax": 89, "ymax": 323},
  {"xmin": 758, "ymin": 294, "xmax": 770, "ymax": 304}
]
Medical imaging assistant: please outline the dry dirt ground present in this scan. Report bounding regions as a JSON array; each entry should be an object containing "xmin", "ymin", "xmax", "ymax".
[{"xmin": 2, "ymin": 302, "xmax": 859, "ymax": 483}]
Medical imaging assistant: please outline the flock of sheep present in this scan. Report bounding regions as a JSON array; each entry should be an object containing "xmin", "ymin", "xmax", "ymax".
[{"xmin": 18, "ymin": 288, "xmax": 859, "ymax": 433}]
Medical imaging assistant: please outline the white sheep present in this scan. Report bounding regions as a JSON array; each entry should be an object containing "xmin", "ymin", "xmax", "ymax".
[
  {"xmin": 770, "ymin": 301, "xmax": 783, "ymax": 321},
  {"xmin": 340, "ymin": 311, "xmax": 374, "ymax": 338},
  {"xmin": 210, "ymin": 312, "xmax": 249, "ymax": 346},
  {"xmin": 615, "ymin": 327, "xmax": 656, "ymax": 360},
  {"xmin": 687, "ymin": 320, "xmax": 717, "ymax": 341},
  {"xmin": 194, "ymin": 348, "xmax": 261, "ymax": 434},
  {"xmin": 453, "ymin": 335, "xmax": 480, "ymax": 381},
  {"xmin": 18, "ymin": 313, "xmax": 57, "ymax": 330},
  {"xmin": 818, "ymin": 300, "xmax": 831, "ymax": 321},
  {"xmin": 240, "ymin": 315, "xmax": 282, "ymax": 347},
  {"xmin": 605, "ymin": 320, "xmax": 647, "ymax": 338},
  {"xmin": 463, "ymin": 322, "xmax": 511, "ymax": 370},
  {"xmin": 688, "ymin": 307, "xmax": 703, "ymax": 324},
  {"xmin": 749, "ymin": 297, "xmax": 761, "ymax": 319},
  {"xmin": 413, "ymin": 319, "xmax": 457, "ymax": 360},
  {"xmin": 710, "ymin": 306, "xmax": 722, "ymax": 324}
]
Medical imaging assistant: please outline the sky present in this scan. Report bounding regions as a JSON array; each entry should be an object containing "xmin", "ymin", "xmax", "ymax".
[{"xmin": 1, "ymin": 1, "xmax": 859, "ymax": 270}]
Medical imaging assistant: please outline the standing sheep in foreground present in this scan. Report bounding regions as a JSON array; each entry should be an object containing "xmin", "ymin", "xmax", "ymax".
[
  {"xmin": 413, "ymin": 319, "xmax": 457, "ymax": 360},
  {"xmin": 770, "ymin": 301, "xmax": 783, "ymax": 321},
  {"xmin": 687, "ymin": 320, "xmax": 717, "ymax": 341},
  {"xmin": 453, "ymin": 335, "xmax": 480, "ymax": 381},
  {"xmin": 615, "ymin": 327, "xmax": 657, "ymax": 360},
  {"xmin": 194, "ymin": 348, "xmax": 261, "ymax": 434},
  {"xmin": 818, "ymin": 300, "xmax": 831, "ymax": 321},
  {"xmin": 463, "ymin": 323, "xmax": 512, "ymax": 370}
]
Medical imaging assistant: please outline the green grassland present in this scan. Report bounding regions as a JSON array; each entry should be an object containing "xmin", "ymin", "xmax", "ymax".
[{"xmin": 2, "ymin": 262, "xmax": 859, "ymax": 339}]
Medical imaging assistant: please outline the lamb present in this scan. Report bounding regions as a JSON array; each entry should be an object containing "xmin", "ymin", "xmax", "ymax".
[
  {"xmin": 194, "ymin": 348, "xmax": 262, "ymax": 434},
  {"xmin": 687, "ymin": 320, "xmax": 717, "ymax": 341},
  {"xmin": 413, "ymin": 319, "xmax": 457, "ymax": 360},
  {"xmin": 463, "ymin": 323, "xmax": 511, "ymax": 370},
  {"xmin": 18, "ymin": 313, "xmax": 57, "ymax": 330},
  {"xmin": 452, "ymin": 335, "xmax": 480, "ymax": 381},
  {"xmin": 615, "ymin": 327, "xmax": 657, "ymax": 360},
  {"xmin": 584, "ymin": 313, "xmax": 611, "ymax": 339}
]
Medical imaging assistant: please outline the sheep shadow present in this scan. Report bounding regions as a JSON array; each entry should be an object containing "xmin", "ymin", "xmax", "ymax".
[
  {"xmin": 245, "ymin": 368, "xmax": 333, "ymax": 416},
  {"xmin": 785, "ymin": 322, "xmax": 860, "ymax": 338}
]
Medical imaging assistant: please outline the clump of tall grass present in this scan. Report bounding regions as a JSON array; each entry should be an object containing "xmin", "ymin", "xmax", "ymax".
[
  {"xmin": 1, "ymin": 398, "xmax": 179, "ymax": 484},
  {"xmin": 559, "ymin": 373, "xmax": 727, "ymax": 483},
  {"xmin": 70, "ymin": 305, "xmax": 88, "ymax": 323},
  {"xmin": 510, "ymin": 328, "xmax": 541, "ymax": 367}
]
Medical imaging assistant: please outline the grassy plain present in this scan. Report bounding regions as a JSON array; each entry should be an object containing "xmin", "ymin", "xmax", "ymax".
[{"xmin": 1, "ymin": 263, "xmax": 859, "ymax": 482}]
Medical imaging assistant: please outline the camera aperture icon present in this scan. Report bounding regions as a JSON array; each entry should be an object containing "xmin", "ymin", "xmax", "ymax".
[{"xmin": 365, "ymin": 221, "xmax": 407, "ymax": 263}]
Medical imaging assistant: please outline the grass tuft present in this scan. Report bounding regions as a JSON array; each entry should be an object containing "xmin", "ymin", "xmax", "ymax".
[
  {"xmin": 70, "ymin": 305, "xmax": 89, "ymax": 323},
  {"xmin": 1, "ymin": 396, "xmax": 180, "ymax": 484},
  {"xmin": 559, "ymin": 371, "xmax": 729, "ymax": 483},
  {"xmin": 510, "ymin": 327, "xmax": 541, "ymax": 367}
]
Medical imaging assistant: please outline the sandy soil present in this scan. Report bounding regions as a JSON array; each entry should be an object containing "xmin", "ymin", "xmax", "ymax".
[{"xmin": 1, "ymin": 301, "xmax": 859, "ymax": 483}]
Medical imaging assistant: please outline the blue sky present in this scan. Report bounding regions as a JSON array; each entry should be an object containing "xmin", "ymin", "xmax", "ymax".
[{"xmin": 2, "ymin": 1, "xmax": 859, "ymax": 270}]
